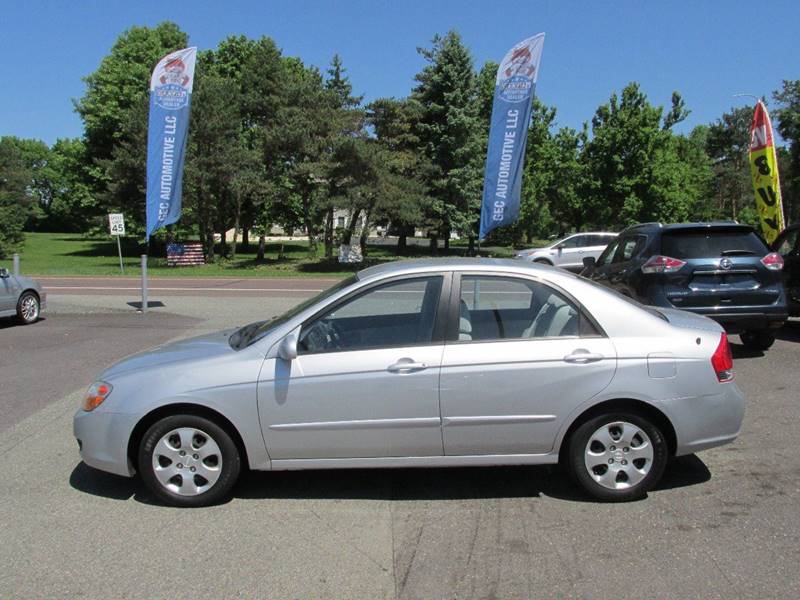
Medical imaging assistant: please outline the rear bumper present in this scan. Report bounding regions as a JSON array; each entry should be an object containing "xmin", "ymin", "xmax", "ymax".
[
  {"xmin": 687, "ymin": 310, "xmax": 788, "ymax": 333},
  {"xmin": 661, "ymin": 383, "xmax": 746, "ymax": 456}
]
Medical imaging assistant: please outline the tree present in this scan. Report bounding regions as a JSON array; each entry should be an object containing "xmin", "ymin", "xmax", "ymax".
[
  {"xmin": 411, "ymin": 31, "xmax": 483, "ymax": 251},
  {"xmin": 705, "ymin": 105, "xmax": 754, "ymax": 221},
  {"xmin": 582, "ymin": 83, "xmax": 705, "ymax": 228},
  {"xmin": 517, "ymin": 100, "xmax": 558, "ymax": 242},
  {"xmin": 544, "ymin": 126, "xmax": 590, "ymax": 236},
  {"xmin": 182, "ymin": 67, "xmax": 242, "ymax": 260},
  {"xmin": 74, "ymin": 23, "xmax": 189, "ymax": 232},
  {"xmin": 368, "ymin": 98, "xmax": 428, "ymax": 254},
  {"xmin": 323, "ymin": 54, "xmax": 365, "ymax": 258},
  {"xmin": 34, "ymin": 138, "xmax": 96, "ymax": 232},
  {"xmin": 0, "ymin": 138, "xmax": 35, "ymax": 257},
  {"xmin": 773, "ymin": 80, "xmax": 800, "ymax": 221},
  {"xmin": 264, "ymin": 57, "xmax": 342, "ymax": 253},
  {"xmin": 75, "ymin": 22, "xmax": 188, "ymax": 172}
]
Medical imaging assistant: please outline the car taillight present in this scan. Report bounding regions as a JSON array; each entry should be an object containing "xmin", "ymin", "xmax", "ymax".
[
  {"xmin": 711, "ymin": 333, "xmax": 734, "ymax": 382},
  {"xmin": 641, "ymin": 255, "xmax": 686, "ymax": 274},
  {"xmin": 761, "ymin": 252, "xmax": 784, "ymax": 271}
]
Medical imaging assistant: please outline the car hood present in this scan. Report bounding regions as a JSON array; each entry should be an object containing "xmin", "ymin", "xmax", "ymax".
[{"xmin": 100, "ymin": 328, "xmax": 239, "ymax": 379}]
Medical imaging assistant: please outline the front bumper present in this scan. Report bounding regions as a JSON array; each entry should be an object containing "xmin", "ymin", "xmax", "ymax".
[
  {"xmin": 661, "ymin": 383, "xmax": 746, "ymax": 456},
  {"xmin": 73, "ymin": 409, "xmax": 138, "ymax": 477}
]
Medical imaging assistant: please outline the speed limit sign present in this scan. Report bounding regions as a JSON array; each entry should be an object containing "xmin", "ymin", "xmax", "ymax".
[{"xmin": 108, "ymin": 213, "xmax": 125, "ymax": 236}]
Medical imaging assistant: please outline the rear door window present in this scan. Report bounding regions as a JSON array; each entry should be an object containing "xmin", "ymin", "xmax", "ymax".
[
  {"xmin": 661, "ymin": 230, "xmax": 768, "ymax": 258},
  {"xmin": 559, "ymin": 235, "xmax": 584, "ymax": 249},
  {"xmin": 457, "ymin": 275, "xmax": 589, "ymax": 341}
]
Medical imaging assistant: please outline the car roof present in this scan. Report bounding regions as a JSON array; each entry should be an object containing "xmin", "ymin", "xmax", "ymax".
[
  {"xmin": 623, "ymin": 221, "xmax": 754, "ymax": 234},
  {"xmin": 357, "ymin": 257, "xmax": 556, "ymax": 281},
  {"xmin": 562, "ymin": 231, "xmax": 618, "ymax": 236}
]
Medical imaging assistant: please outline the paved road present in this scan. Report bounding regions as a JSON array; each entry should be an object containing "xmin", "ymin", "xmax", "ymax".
[
  {"xmin": 1, "ymin": 294, "xmax": 799, "ymax": 599},
  {"xmin": 0, "ymin": 312, "xmax": 201, "ymax": 433},
  {"xmin": 37, "ymin": 275, "xmax": 342, "ymax": 297}
]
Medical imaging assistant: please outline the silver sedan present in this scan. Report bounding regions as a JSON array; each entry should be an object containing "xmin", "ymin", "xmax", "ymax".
[
  {"xmin": 0, "ymin": 267, "xmax": 45, "ymax": 324},
  {"xmin": 74, "ymin": 259, "xmax": 744, "ymax": 506}
]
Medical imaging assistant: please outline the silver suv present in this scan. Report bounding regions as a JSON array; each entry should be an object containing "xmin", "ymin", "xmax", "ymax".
[{"xmin": 516, "ymin": 232, "xmax": 617, "ymax": 271}]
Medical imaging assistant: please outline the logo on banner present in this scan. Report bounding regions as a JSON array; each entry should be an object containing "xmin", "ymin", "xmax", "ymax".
[
  {"xmin": 154, "ymin": 58, "xmax": 191, "ymax": 110},
  {"xmin": 498, "ymin": 45, "xmax": 537, "ymax": 103}
]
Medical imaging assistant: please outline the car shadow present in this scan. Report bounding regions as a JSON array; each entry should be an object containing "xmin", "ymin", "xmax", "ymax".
[
  {"xmin": 69, "ymin": 454, "xmax": 711, "ymax": 506},
  {"xmin": 0, "ymin": 315, "xmax": 46, "ymax": 330},
  {"xmin": 777, "ymin": 320, "xmax": 800, "ymax": 343}
]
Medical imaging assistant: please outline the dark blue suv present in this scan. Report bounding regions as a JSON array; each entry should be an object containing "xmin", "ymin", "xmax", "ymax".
[{"xmin": 583, "ymin": 222, "xmax": 788, "ymax": 350}]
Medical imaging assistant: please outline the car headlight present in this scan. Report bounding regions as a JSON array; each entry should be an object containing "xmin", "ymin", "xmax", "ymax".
[{"xmin": 83, "ymin": 381, "xmax": 113, "ymax": 411}]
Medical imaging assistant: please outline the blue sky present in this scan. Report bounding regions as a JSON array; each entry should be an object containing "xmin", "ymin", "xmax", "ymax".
[{"xmin": 1, "ymin": 0, "xmax": 798, "ymax": 145}]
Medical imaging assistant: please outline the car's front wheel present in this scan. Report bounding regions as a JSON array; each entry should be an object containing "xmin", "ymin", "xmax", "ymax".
[
  {"xmin": 567, "ymin": 412, "xmax": 668, "ymax": 502},
  {"xmin": 138, "ymin": 414, "xmax": 241, "ymax": 507},
  {"xmin": 16, "ymin": 291, "xmax": 40, "ymax": 325},
  {"xmin": 739, "ymin": 330, "xmax": 776, "ymax": 351}
]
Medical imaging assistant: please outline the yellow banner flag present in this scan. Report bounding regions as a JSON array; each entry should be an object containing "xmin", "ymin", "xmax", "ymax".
[{"xmin": 748, "ymin": 101, "xmax": 785, "ymax": 244}]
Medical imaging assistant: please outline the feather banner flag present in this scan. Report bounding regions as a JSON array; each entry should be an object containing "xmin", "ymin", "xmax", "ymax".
[
  {"xmin": 748, "ymin": 101, "xmax": 785, "ymax": 244},
  {"xmin": 146, "ymin": 47, "xmax": 196, "ymax": 240},
  {"xmin": 479, "ymin": 34, "xmax": 545, "ymax": 240}
]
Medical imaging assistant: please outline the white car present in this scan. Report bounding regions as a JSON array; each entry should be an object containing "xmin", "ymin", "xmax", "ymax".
[{"xmin": 516, "ymin": 232, "xmax": 618, "ymax": 271}]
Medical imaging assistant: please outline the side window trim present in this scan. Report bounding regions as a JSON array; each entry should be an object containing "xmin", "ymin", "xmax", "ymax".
[
  {"xmin": 297, "ymin": 272, "xmax": 450, "ymax": 355},
  {"xmin": 446, "ymin": 271, "xmax": 607, "ymax": 344}
]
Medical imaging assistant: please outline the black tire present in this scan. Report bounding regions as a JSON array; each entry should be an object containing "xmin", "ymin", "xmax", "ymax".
[
  {"xmin": 533, "ymin": 258, "xmax": 553, "ymax": 266},
  {"xmin": 16, "ymin": 291, "xmax": 40, "ymax": 325},
  {"xmin": 138, "ymin": 414, "xmax": 241, "ymax": 507},
  {"xmin": 567, "ymin": 412, "xmax": 668, "ymax": 502},
  {"xmin": 739, "ymin": 330, "xmax": 776, "ymax": 351}
]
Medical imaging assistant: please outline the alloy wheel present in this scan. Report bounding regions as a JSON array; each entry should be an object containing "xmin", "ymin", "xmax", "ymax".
[{"xmin": 20, "ymin": 295, "xmax": 39, "ymax": 322}]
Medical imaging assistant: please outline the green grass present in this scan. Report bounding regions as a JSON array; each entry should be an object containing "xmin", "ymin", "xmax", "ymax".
[{"xmin": 15, "ymin": 232, "xmax": 518, "ymax": 278}]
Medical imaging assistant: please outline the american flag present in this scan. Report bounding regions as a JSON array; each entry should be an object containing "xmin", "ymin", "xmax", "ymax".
[{"xmin": 167, "ymin": 243, "xmax": 205, "ymax": 266}]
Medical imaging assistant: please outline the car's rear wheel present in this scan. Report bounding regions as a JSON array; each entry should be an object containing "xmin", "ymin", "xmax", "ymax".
[
  {"xmin": 138, "ymin": 414, "xmax": 241, "ymax": 507},
  {"xmin": 16, "ymin": 291, "xmax": 40, "ymax": 325},
  {"xmin": 567, "ymin": 412, "xmax": 668, "ymax": 502},
  {"xmin": 739, "ymin": 330, "xmax": 776, "ymax": 351}
]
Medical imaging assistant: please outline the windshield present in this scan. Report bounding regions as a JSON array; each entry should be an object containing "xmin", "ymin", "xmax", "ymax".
[{"xmin": 228, "ymin": 275, "xmax": 357, "ymax": 350}]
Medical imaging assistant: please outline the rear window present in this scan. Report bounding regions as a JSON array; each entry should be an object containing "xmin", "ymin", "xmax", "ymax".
[{"xmin": 661, "ymin": 230, "xmax": 768, "ymax": 259}]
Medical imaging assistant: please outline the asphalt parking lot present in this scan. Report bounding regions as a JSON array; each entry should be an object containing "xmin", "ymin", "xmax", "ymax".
[{"xmin": 2, "ymin": 286, "xmax": 799, "ymax": 599}]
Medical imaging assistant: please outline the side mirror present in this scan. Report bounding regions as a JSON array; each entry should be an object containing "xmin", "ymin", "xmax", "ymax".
[
  {"xmin": 277, "ymin": 333, "xmax": 298, "ymax": 361},
  {"xmin": 581, "ymin": 256, "xmax": 596, "ymax": 277},
  {"xmin": 0, "ymin": 268, "xmax": 9, "ymax": 278},
  {"xmin": 554, "ymin": 243, "xmax": 565, "ymax": 251}
]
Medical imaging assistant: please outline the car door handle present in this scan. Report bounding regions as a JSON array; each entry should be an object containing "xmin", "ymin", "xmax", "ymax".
[
  {"xmin": 563, "ymin": 351, "xmax": 604, "ymax": 364},
  {"xmin": 387, "ymin": 360, "xmax": 427, "ymax": 373}
]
